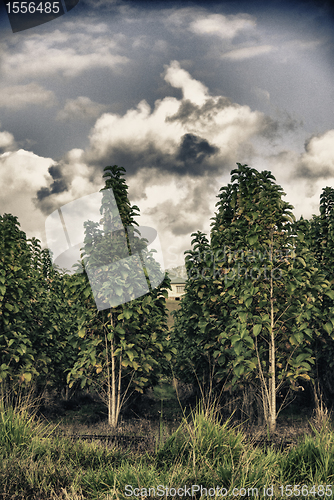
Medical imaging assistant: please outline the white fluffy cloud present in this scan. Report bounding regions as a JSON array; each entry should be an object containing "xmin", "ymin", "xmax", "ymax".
[
  {"xmin": 0, "ymin": 130, "xmax": 16, "ymax": 151},
  {"xmin": 128, "ymin": 172, "xmax": 219, "ymax": 268},
  {"xmin": 1, "ymin": 59, "xmax": 332, "ymax": 266},
  {"xmin": 259, "ymin": 130, "xmax": 334, "ymax": 220},
  {"xmin": 300, "ymin": 130, "xmax": 334, "ymax": 177},
  {"xmin": 164, "ymin": 60, "xmax": 209, "ymax": 106},
  {"xmin": 0, "ymin": 83, "xmax": 55, "ymax": 109},
  {"xmin": 0, "ymin": 149, "xmax": 54, "ymax": 241},
  {"xmin": 1, "ymin": 25, "xmax": 129, "ymax": 79},
  {"xmin": 0, "ymin": 142, "xmax": 105, "ymax": 245},
  {"xmin": 84, "ymin": 60, "xmax": 268, "ymax": 173},
  {"xmin": 189, "ymin": 13, "xmax": 255, "ymax": 39}
]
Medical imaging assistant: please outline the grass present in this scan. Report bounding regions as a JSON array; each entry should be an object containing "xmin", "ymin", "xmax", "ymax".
[{"xmin": 1, "ymin": 395, "xmax": 334, "ymax": 499}]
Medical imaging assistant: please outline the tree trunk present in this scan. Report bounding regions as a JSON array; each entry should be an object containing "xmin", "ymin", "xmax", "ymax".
[
  {"xmin": 105, "ymin": 315, "xmax": 112, "ymax": 426},
  {"xmin": 268, "ymin": 230, "xmax": 276, "ymax": 434}
]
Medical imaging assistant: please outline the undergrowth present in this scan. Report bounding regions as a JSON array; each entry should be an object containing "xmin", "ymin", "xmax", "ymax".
[{"xmin": 1, "ymin": 396, "xmax": 334, "ymax": 499}]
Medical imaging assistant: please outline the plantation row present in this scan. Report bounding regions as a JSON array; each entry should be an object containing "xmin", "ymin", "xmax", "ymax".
[{"xmin": 2, "ymin": 163, "xmax": 334, "ymax": 430}]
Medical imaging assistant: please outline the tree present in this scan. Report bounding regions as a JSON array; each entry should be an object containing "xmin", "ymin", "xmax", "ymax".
[
  {"xmin": 0, "ymin": 214, "xmax": 83, "ymax": 395},
  {"xmin": 173, "ymin": 164, "xmax": 334, "ymax": 433},
  {"xmin": 304, "ymin": 188, "xmax": 334, "ymax": 408},
  {"xmin": 66, "ymin": 165, "xmax": 174, "ymax": 428},
  {"xmin": 172, "ymin": 231, "xmax": 222, "ymax": 401}
]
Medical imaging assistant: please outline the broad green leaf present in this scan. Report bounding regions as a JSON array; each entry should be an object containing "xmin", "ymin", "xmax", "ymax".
[
  {"xmin": 253, "ymin": 324, "xmax": 262, "ymax": 336},
  {"xmin": 127, "ymin": 350, "xmax": 135, "ymax": 362},
  {"xmin": 248, "ymin": 235, "xmax": 258, "ymax": 245},
  {"xmin": 324, "ymin": 322, "xmax": 333, "ymax": 335},
  {"xmin": 239, "ymin": 312, "xmax": 247, "ymax": 323},
  {"xmin": 325, "ymin": 290, "xmax": 334, "ymax": 300}
]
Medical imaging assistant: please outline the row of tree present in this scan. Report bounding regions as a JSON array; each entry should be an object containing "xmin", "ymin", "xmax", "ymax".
[
  {"xmin": 172, "ymin": 164, "xmax": 334, "ymax": 432},
  {"xmin": 1, "ymin": 163, "xmax": 334, "ymax": 431},
  {"xmin": 0, "ymin": 166, "xmax": 174, "ymax": 427}
]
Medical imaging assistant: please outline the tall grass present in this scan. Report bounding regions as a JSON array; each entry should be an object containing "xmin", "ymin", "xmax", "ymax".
[
  {"xmin": 0, "ymin": 387, "xmax": 52, "ymax": 456},
  {"xmin": 1, "ymin": 395, "xmax": 334, "ymax": 499}
]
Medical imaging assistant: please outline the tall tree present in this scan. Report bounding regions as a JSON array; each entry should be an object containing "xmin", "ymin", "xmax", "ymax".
[
  {"xmin": 305, "ymin": 188, "xmax": 334, "ymax": 406},
  {"xmin": 0, "ymin": 215, "xmax": 82, "ymax": 394},
  {"xmin": 66, "ymin": 165, "xmax": 173, "ymax": 428},
  {"xmin": 173, "ymin": 164, "xmax": 334, "ymax": 433},
  {"xmin": 0, "ymin": 214, "xmax": 39, "ymax": 386}
]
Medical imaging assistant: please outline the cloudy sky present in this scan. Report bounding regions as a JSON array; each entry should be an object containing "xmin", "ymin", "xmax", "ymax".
[{"xmin": 0, "ymin": 0, "xmax": 334, "ymax": 270}]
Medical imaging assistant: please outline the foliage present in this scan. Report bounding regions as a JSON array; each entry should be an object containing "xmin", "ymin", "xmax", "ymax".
[
  {"xmin": 172, "ymin": 164, "xmax": 334, "ymax": 431},
  {"xmin": 305, "ymin": 187, "xmax": 334, "ymax": 405},
  {"xmin": 0, "ymin": 213, "xmax": 83, "ymax": 392},
  {"xmin": 66, "ymin": 165, "xmax": 174, "ymax": 426}
]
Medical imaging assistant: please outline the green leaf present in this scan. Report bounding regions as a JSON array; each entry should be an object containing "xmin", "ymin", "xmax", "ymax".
[
  {"xmin": 253, "ymin": 324, "xmax": 262, "ymax": 336},
  {"xmin": 239, "ymin": 312, "xmax": 247, "ymax": 323},
  {"xmin": 78, "ymin": 328, "xmax": 86, "ymax": 338},
  {"xmin": 22, "ymin": 372, "xmax": 32, "ymax": 382},
  {"xmin": 324, "ymin": 322, "xmax": 333, "ymax": 335},
  {"xmin": 123, "ymin": 309, "xmax": 132, "ymax": 320},
  {"xmin": 245, "ymin": 297, "xmax": 252, "ymax": 308},
  {"xmin": 248, "ymin": 235, "xmax": 258, "ymax": 245},
  {"xmin": 127, "ymin": 350, "xmax": 135, "ymax": 362},
  {"xmin": 325, "ymin": 290, "xmax": 334, "ymax": 300}
]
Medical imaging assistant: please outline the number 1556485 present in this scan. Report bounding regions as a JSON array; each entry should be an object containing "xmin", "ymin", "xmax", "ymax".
[{"xmin": 5, "ymin": 2, "xmax": 60, "ymax": 14}]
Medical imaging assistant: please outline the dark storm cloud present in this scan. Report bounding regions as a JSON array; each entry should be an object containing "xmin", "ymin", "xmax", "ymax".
[
  {"xmin": 36, "ymin": 164, "xmax": 68, "ymax": 204},
  {"xmin": 165, "ymin": 97, "xmax": 234, "ymax": 125},
  {"xmin": 177, "ymin": 133, "xmax": 219, "ymax": 166},
  {"xmin": 85, "ymin": 133, "xmax": 222, "ymax": 179}
]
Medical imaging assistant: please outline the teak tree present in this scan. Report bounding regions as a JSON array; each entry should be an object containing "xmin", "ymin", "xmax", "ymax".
[
  {"xmin": 66, "ymin": 165, "xmax": 173, "ymax": 428},
  {"xmin": 173, "ymin": 164, "xmax": 334, "ymax": 433},
  {"xmin": 305, "ymin": 188, "xmax": 334, "ymax": 405}
]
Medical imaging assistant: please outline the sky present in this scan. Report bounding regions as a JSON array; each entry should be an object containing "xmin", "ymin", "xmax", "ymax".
[{"xmin": 0, "ymin": 0, "xmax": 334, "ymax": 270}]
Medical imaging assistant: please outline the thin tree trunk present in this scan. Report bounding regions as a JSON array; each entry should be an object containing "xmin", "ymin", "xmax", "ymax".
[
  {"xmin": 269, "ymin": 230, "xmax": 276, "ymax": 433},
  {"xmin": 105, "ymin": 318, "xmax": 112, "ymax": 426},
  {"xmin": 115, "ymin": 350, "xmax": 122, "ymax": 425},
  {"xmin": 111, "ymin": 333, "xmax": 116, "ymax": 427}
]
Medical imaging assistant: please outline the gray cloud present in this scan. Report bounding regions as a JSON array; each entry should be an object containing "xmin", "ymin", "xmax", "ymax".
[
  {"xmin": 56, "ymin": 96, "xmax": 109, "ymax": 122},
  {"xmin": 1, "ymin": 24, "xmax": 129, "ymax": 80},
  {"xmin": 165, "ymin": 96, "xmax": 234, "ymax": 125},
  {"xmin": 144, "ymin": 173, "xmax": 219, "ymax": 238},
  {"xmin": 176, "ymin": 133, "xmax": 219, "ymax": 168},
  {"xmin": 294, "ymin": 130, "xmax": 334, "ymax": 180},
  {"xmin": 84, "ymin": 138, "xmax": 222, "ymax": 178},
  {"xmin": 36, "ymin": 164, "xmax": 68, "ymax": 202},
  {"xmin": 0, "ymin": 83, "xmax": 55, "ymax": 110}
]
